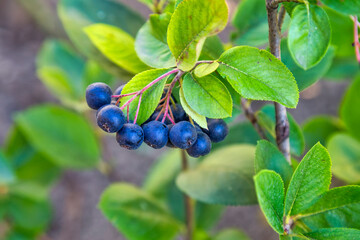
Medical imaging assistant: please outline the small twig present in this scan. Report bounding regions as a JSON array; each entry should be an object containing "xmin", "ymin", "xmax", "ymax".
[
  {"xmin": 181, "ymin": 150, "xmax": 194, "ymax": 240},
  {"xmin": 267, "ymin": 0, "xmax": 303, "ymax": 9},
  {"xmin": 278, "ymin": 5, "xmax": 286, "ymax": 31},
  {"xmin": 353, "ymin": 16, "xmax": 360, "ymax": 64},
  {"xmin": 240, "ymin": 98, "xmax": 267, "ymax": 139},
  {"xmin": 266, "ymin": 0, "xmax": 291, "ymax": 163}
]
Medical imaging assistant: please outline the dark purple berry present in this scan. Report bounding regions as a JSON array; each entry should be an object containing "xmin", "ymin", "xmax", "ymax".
[
  {"xmin": 186, "ymin": 132, "xmax": 212, "ymax": 158},
  {"xmin": 114, "ymin": 84, "xmax": 125, "ymax": 96},
  {"xmin": 97, "ymin": 105, "xmax": 126, "ymax": 133},
  {"xmin": 116, "ymin": 123, "xmax": 144, "ymax": 150},
  {"xmin": 169, "ymin": 121, "xmax": 197, "ymax": 149},
  {"xmin": 86, "ymin": 82, "xmax": 112, "ymax": 110},
  {"xmin": 142, "ymin": 121, "xmax": 169, "ymax": 149}
]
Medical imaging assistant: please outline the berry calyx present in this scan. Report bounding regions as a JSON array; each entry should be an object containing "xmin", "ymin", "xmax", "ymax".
[
  {"xmin": 205, "ymin": 119, "xmax": 228, "ymax": 143},
  {"xmin": 186, "ymin": 132, "xmax": 212, "ymax": 158},
  {"xmin": 169, "ymin": 121, "xmax": 197, "ymax": 149},
  {"xmin": 97, "ymin": 105, "xmax": 126, "ymax": 133},
  {"xmin": 142, "ymin": 121, "xmax": 169, "ymax": 149},
  {"xmin": 86, "ymin": 82, "xmax": 112, "ymax": 110},
  {"xmin": 116, "ymin": 123, "xmax": 144, "ymax": 150}
]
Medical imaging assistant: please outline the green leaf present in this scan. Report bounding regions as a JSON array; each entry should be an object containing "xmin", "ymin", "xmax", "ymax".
[
  {"xmin": 305, "ymin": 228, "xmax": 360, "ymax": 239},
  {"xmin": 58, "ymin": 0, "xmax": 144, "ymax": 78},
  {"xmin": 99, "ymin": 183, "xmax": 183, "ymax": 240},
  {"xmin": 143, "ymin": 149, "xmax": 223, "ymax": 230},
  {"xmin": 341, "ymin": 75, "xmax": 360, "ymax": 141},
  {"xmin": 231, "ymin": 0, "xmax": 267, "ymax": 47},
  {"xmin": 299, "ymin": 186, "xmax": 360, "ymax": 229},
  {"xmin": 321, "ymin": 0, "xmax": 360, "ymax": 15},
  {"xmin": 281, "ymin": 39, "xmax": 335, "ymax": 91},
  {"xmin": 288, "ymin": 4, "xmax": 331, "ymax": 70},
  {"xmin": 255, "ymin": 140, "xmax": 293, "ymax": 188},
  {"xmin": 254, "ymin": 170, "xmax": 285, "ymax": 234},
  {"xmin": 325, "ymin": 7, "xmax": 355, "ymax": 58},
  {"xmin": 36, "ymin": 40, "xmax": 85, "ymax": 102},
  {"xmin": 14, "ymin": 105, "xmax": 100, "ymax": 169},
  {"xmin": 218, "ymin": 46, "xmax": 299, "ymax": 108},
  {"xmin": 84, "ymin": 24, "xmax": 149, "ymax": 74},
  {"xmin": 182, "ymin": 73, "xmax": 232, "ymax": 118},
  {"xmin": 200, "ymin": 36, "xmax": 225, "ymax": 60},
  {"xmin": 167, "ymin": 0, "xmax": 228, "ymax": 71},
  {"xmin": 82, "ymin": 60, "xmax": 115, "ymax": 87},
  {"xmin": 121, "ymin": 69, "xmax": 170, "ymax": 125},
  {"xmin": 214, "ymin": 229, "xmax": 250, "ymax": 240},
  {"xmin": 135, "ymin": 13, "xmax": 176, "ymax": 69},
  {"xmin": 0, "ymin": 152, "xmax": 15, "ymax": 184},
  {"xmin": 7, "ymin": 183, "xmax": 52, "ymax": 233},
  {"xmin": 177, "ymin": 145, "xmax": 257, "ymax": 206},
  {"xmin": 212, "ymin": 122, "xmax": 260, "ymax": 151},
  {"xmin": 256, "ymin": 105, "xmax": 305, "ymax": 156},
  {"xmin": 194, "ymin": 62, "xmax": 219, "ymax": 78},
  {"xmin": 302, "ymin": 116, "xmax": 344, "ymax": 150},
  {"xmin": 284, "ymin": 143, "xmax": 331, "ymax": 216},
  {"xmin": 179, "ymin": 86, "xmax": 207, "ymax": 128},
  {"xmin": 4, "ymin": 127, "xmax": 61, "ymax": 186},
  {"xmin": 325, "ymin": 57, "xmax": 360, "ymax": 80},
  {"xmin": 327, "ymin": 133, "xmax": 360, "ymax": 184}
]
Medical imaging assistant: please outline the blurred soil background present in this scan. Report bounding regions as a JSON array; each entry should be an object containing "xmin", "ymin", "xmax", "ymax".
[{"xmin": 0, "ymin": 0, "xmax": 349, "ymax": 239}]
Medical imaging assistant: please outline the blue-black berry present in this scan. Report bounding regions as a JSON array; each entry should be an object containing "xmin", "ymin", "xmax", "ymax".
[
  {"xmin": 171, "ymin": 104, "xmax": 186, "ymax": 122},
  {"xmin": 114, "ymin": 84, "xmax": 125, "ymax": 96},
  {"xmin": 116, "ymin": 123, "xmax": 144, "ymax": 150},
  {"xmin": 169, "ymin": 121, "xmax": 197, "ymax": 149},
  {"xmin": 97, "ymin": 105, "xmax": 126, "ymax": 133},
  {"xmin": 86, "ymin": 82, "xmax": 112, "ymax": 110},
  {"xmin": 143, "ymin": 121, "xmax": 169, "ymax": 149},
  {"xmin": 186, "ymin": 132, "xmax": 211, "ymax": 158},
  {"xmin": 205, "ymin": 119, "xmax": 228, "ymax": 143}
]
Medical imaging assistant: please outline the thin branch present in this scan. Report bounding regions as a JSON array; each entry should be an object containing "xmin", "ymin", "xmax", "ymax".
[
  {"xmin": 266, "ymin": 0, "xmax": 291, "ymax": 163},
  {"xmin": 181, "ymin": 150, "xmax": 194, "ymax": 240},
  {"xmin": 267, "ymin": 0, "xmax": 303, "ymax": 9},
  {"xmin": 240, "ymin": 98, "xmax": 267, "ymax": 139},
  {"xmin": 278, "ymin": 5, "xmax": 286, "ymax": 32}
]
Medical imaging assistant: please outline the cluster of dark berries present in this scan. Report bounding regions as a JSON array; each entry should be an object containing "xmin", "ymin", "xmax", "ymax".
[{"xmin": 86, "ymin": 82, "xmax": 229, "ymax": 158}]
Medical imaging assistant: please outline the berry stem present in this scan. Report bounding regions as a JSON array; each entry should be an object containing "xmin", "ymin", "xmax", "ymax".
[
  {"xmin": 133, "ymin": 93, "xmax": 142, "ymax": 124},
  {"xmin": 112, "ymin": 92, "xmax": 137, "ymax": 98},
  {"xmin": 241, "ymin": 98, "xmax": 267, "ymax": 139},
  {"xmin": 127, "ymin": 105, "xmax": 130, "ymax": 123},
  {"xmin": 181, "ymin": 150, "xmax": 194, "ymax": 240},
  {"xmin": 120, "ymin": 69, "xmax": 179, "ymax": 111},
  {"xmin": 353, "ymin": 16, "xmax": 360, "ymax": 64}
]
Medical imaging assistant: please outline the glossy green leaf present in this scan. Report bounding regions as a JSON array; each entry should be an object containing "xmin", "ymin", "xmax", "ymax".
[
  {"xmin": 182, "ymin": 73, "xmax": 232, "ymax": 118},
  {"xmin": 99, "ymin": 183, "xmax": 183, "ymax": 240},
  {"xmin": 177, "ymin": 145, "xmax": 257, "ymax": 206},
  {"xmin": 168, "ymin": 0, "xmax": 228, "ymax": 71},
  {"xmin": 84, "ymin": 24, "xmax": 149, "ymax": 74},
  {"xmin": 255, "ymin": 140, "xmax": 293, "ymax": 188},
  {"xmin": 300, "ymin": 186, "xmax": 360, "ymax": 230},
  {"xmin": 214, "ymin": 229, "xmax": 250, "ymax": 240},
  {"xmin": 179, "ymin": 86, "xmax": 207, "ymax": 128},
  {"xmin": 0, "ymin": 152, "xmax": 15, "ymax": 184},
  {"xmin": 58, "ymin": 0, "xmax": 144, "ymax": 78},
  {"xmin": 213, "ymin": 121, "xmax": 260, "ymax": 151},
  {"xmin": 143, "ymin": 150, "xmax": 223, "ymax": 230},
  {"xmin": 302, "ymin": 116, "xmax": 344, "ymax": 150},
  {"xmin": 341, "ymin": 75, "xmax": 360, "ymax": 141},
  {"xmin": 284, "ymin": 143, "xmax": 331, "ymax": 216},
  {"xmin": 254, "ymin": 170, "xmax": 285, "ymax": 234},
  {"xmin": 305, "ymin": 228, "xmax": 360, "ymax": 239},
  {"xmin": 135, "ymin": 13, "xmax": 176, "ymax": 69},
  {"xmin": 256, "ymin": 105, "xmax": 305, "ymax": 156},
  {"xmin": 288, "ymin": 4, "xmax": 331, "ymax": 70},
  {"xmin": 194, "ymin": 62, "xmax": 219, "ymax": 78},
  {"xmin": 231, "ymin": 0, "xmax": 267, "ymax": 47},
  {"xmin": 218, "ymin": 46, "xmax": 299, "ymax": 108},
  {"xmin": 121, "ymin": 69, "xmax": 170, "ymax": 125},
  {"xmin": 4, "ymin": 127, "xmax": 60, "ymax": 186},
  {"xmin": 36, "ymin": 40, "xmax": 85, "ymax": 102},
  {"xmin": 279, "ymin": 234, "xmax": 309, "ymax": 240},
  {"xmin": 14, "ymin": 105, "xmax": 100, "ymax": 169},
  {"xmin": 327, "ymin": 133, "xmax": 360, "ymax": 184},
  {"xmin": 281, "ymin": 39, "xmax": 335, "ymax": 91},
  {"xmin": 321, "ymin": 0, "xmax": 360, "ymax": 15}
]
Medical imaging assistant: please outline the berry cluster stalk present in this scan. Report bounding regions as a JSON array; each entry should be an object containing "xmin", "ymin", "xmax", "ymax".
[{"xmin": 266, "ymin": 0, "xmax": 291, "ymax": 163}]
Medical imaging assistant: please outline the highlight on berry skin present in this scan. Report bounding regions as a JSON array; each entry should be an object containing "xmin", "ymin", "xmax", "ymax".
[{"xmin": 85, "ymin": 82, "xmax": 229, "ymax": 157}]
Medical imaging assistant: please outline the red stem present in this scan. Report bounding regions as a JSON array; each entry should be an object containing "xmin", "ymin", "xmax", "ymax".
[
  {"xmin": 354, "ymin": 16, "xmax": 360, "ymax": 64},
  {"xmin": 112, "ymin": 92, "xmax": 137, "ymax": 98},
  {"xmin": 133, "ymin": 94, "xmax": 142, "ymax": 124},
  {"xmin": 120, "ymin": 69, "xmax": 179, "ymax": 111},
  {"xmin": 127, "ymin": 105, "xmax": 130, "ymax": 123}
]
